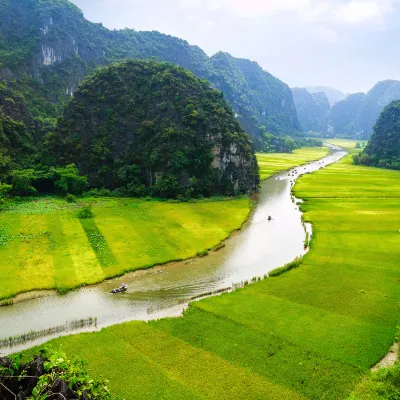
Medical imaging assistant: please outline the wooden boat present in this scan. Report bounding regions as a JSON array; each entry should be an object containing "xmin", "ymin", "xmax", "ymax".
[{"xmin": 110, "ymin": 284, "xmax": 127, "ymax": 294}]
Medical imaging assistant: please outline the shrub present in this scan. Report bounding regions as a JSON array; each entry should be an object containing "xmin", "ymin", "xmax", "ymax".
[
  {"xmin": 53, "ymin": 164, "xmax": 89, "ymax": 195},
  {"xmin": 77, "ymin": 205, "xmax": 94, "ymax": 219},
  {"xmin": 66, "ymin": 193, "xmax": 77, "ymax": 203},
  {"xmin": 0, "ymin": 350, "xmax": 115, "ymax": 399},
  {"xmin": 0, "ymin": 182, "xmax": 12, "ymax": 198},
  {"xmin": 10, "ymin": 169, "xmax": 37, "ymax": 196}
]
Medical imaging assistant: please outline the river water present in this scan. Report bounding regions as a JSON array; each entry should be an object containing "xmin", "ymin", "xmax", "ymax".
[{"xmin": 0, "ymin": 146, "xmax": 346, "ymax": 355}]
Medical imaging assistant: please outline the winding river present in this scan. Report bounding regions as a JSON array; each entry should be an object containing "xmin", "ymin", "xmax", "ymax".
[{"xmin": 0, "ymin": 146, "xmax": 346, "ymax": 355}]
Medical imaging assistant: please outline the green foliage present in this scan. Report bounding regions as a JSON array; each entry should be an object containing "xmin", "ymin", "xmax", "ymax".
[
  {"xmin": 10, "ymin": 168, "xmax": 37, "ymax": 195},
  {"xmin": 355, "ymin": 100, "xmax": 400, "ymax": 170},
  {"xmin": 57, "ymin": 60, "xmax": 259, "ymax": 198},
  {"xmin": 0, "ymin": 350, "xmax": 115, "ymax": 399},
  {"xmin": 0, "ymin": 0, "xmax": 301, "ymax": 159},
  {"xmin": 77, "ymin": 205, "xmax": 93, "ymax": 219},
  {"xmin": 0, "ymin": 181, "xmax": 12, "ymax": 197},
  {"xmin": 66, "ymin": 193, "xmax": 76, "ymax": 203},
  {"xmin": 52, "ymin": 164, "xmax": 88, "ymax": 195}
]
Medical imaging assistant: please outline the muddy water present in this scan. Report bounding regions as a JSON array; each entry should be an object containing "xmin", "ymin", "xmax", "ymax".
[{"xmin": 0, "ymin": 147, "xmax": 346, "ymax": 354}]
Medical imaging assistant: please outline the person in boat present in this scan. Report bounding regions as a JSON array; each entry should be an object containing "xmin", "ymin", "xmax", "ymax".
[
  {"xmin": 111, "ymin": 284, "xmax": 127, "ymax": 293},
  {"xmin": 268, "ymin": 216, "xmax": 272, "ymax": 221}
]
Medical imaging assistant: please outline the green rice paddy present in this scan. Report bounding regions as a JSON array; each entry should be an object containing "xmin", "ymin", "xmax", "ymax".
[
  {"xmin": 324, "ymin": 138, "xmax": 362, "ymax": 153},
  {"xmin": 0, "ymin": 198, "xmax": 250, "ymax": 300},
  {"xmin": 20, "ymin": 150, "xmax": 400, "ymax": 399},
  {"xmin": 257, "ymin": 147, "xmax": 330, "ymax": 180}
]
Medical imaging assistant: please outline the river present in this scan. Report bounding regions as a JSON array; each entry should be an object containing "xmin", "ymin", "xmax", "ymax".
[{"xmin": 0, "ymin": 146, "xmax": 346, "ymax": 355}]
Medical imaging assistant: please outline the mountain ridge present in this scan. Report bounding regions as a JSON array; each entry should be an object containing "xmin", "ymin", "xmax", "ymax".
[{"xmin": 0, "ymin": 0, "xmax": 302, "ymax": 146}]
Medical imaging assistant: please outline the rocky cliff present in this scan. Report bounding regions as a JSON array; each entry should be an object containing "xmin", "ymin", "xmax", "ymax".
[{"xmin": 0, "ymin": 0, "xmax": 301, "ymax": 144}]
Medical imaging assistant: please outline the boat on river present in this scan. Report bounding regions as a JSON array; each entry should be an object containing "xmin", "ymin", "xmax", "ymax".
[{"xmin": 110, "ymin": 284, "xmax": 127, "ymax": 294}]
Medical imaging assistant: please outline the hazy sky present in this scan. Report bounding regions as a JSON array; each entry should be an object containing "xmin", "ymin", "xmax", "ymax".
[{"xmin": 70, "ymin": 0, "xmax": 400, "ymax": 93}]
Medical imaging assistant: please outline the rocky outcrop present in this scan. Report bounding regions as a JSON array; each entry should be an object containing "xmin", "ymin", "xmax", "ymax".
[{"xmin": 56, "ymin": 60, "xmax": 259, "ymax": 197}]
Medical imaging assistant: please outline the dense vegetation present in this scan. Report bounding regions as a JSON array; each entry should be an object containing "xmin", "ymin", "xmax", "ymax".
[
  {"xmin": 55, "ymin": 60, "xmax": 259, "ymax": 197},
  {"xmin": 23, "ymin": 152, "xmax": 400, "ymax": 399},
  {"xmin": 0, "ymin": 196, "xmax": 250, "ymax": 299},
  {"xmin": 0, "ymin": 0, "xmax": 302, "ymax": 147},
  {"xmin": 0, "ymin": 350, "xmax": 115, "ymax": 399},
  {"xmin": 291, "ymin": 88, "xmax": 331, "ymax": 133},
  {"xmin": 354, "ymin": 100, "xmax": 400, "ymax": 170},
  {"xmin": 208, "ymin": 52, "xmax": 302, "ymax": 143}
]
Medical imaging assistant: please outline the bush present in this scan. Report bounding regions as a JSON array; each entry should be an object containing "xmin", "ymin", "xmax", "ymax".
[
  {"xmin": 77, "ymin": 205, "xmax": 94, "ymax": 219},
  {"xmin": 0, "ymin": 182, "xmax": 12, "ymax": 198},
  {"xmin": 66, "ymin": 193, "xmax": 77, "ymax": 203},
  {"xmin": 10, "ymin": 169, "xmax": 37, "ymax": 196},
  {"xmin": 53, "ymin": 164, "xmax": 88, "ymax": 195},
  {"xmin": 0, "ymin": 350, "xmax": 115, "ymax": 399}
]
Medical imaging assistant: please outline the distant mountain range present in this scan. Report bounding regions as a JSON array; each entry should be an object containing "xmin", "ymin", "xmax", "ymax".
[
  {"xmin": 292, "ymin": 81, "xmax": 400, "ymax": 139},
  {"xmin": 304, "ymin": 86, "xmax": 346, "ymax": 106},
  {"xmin": 0, "ymin": 0, "xmax": 301, "ymax": 150}
]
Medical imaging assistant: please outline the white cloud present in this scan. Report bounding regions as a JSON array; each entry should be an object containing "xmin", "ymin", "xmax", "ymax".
[
  {"xmin": 334, "ymin": 1, "xmax": 386, "ymax": 24},
  {"xmin": 176, "ymin": 0, "xmax": 398, "ymax": 25}
]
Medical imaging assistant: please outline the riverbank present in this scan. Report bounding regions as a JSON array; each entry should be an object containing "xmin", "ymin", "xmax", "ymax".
[
  {"xmin": 257, "ymin": 146, "xmax": 329, "ymax": 181},
  {"xmin": 0, "ymin": 147, "xmax": 330, "ymax": 303},
  {"xmin": 2, "ymin": 147, "xmax": 336, "ymax": 354},
  {"xmin": 0, "ymin": 197, "xmax": 251, "ymax": 301},
  {"xmin": 19, "ymin": 149, "xmax": 400, "ymax": 399}
]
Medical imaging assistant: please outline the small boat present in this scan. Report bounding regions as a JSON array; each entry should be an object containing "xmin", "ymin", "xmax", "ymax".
[
  {"xmin": 110, "ymin": 284, "xmax": 127, "ymax": 294},
  {"xmin": 268, "ymin": 216, "xmax": 272, "ymax": 221}
]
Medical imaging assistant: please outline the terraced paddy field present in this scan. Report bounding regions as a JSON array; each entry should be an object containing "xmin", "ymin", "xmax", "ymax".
[
  {"xmin": 0, "ymin": 198, "xmax": 250, "ymax": 300},
  {"xmin": 257, "ymin": 147, "xmax": 329, "ymax": 180},
  {"xmin": 22, "ymin": 152, "xmax": 400, "ymax": 399}
]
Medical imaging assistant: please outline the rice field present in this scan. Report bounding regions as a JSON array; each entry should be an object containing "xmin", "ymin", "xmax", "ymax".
[
  {"xmin": 20, "ymin": 151, "xmax": 400, "ymax": 399},
  {"xmin": 0, "ymin": 197, "xmax": 250, "ymax": 300},
  {"xmin": 324, "ymin": 138, "xmax": 363, "ymax": 153},
  {"xmin": 257, "ymin": 147, "xmax": 330, "ymax": 181}
]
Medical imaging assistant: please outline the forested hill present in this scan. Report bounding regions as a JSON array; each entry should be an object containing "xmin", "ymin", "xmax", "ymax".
[
  {"xmin": 56, "ymin": 60, "xmax": 260, "ymax": 197},
  {"xmin": 0, "ymin": 0, "xmax": 301, "ymax": 144},
  {"xmin": 291, "ymin": 88, "xmax": 331, "ymax": 134},
  {"xmin": 354, "ymin": 100, "xmax": 400, "ymax": 170}
]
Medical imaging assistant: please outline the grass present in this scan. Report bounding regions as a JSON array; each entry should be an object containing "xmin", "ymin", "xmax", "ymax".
[
  {"xmin": 18, "ymin": 151, "xmax": 400, "ymax": 399},
  {"xmin": 323, "ymin": 138, "xmax": 363, "ymax": 153},
  {"xmin": 0, "ymin": 197, "xmax": 250, "ymax": 300},
  {"xmin": 257, "ymin": 147, "xmax": 330, "ymax": 181}
]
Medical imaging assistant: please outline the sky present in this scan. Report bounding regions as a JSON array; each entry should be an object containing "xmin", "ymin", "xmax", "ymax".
[{"xmin": 70, "ymin": 0, "xmax": 400, "ymax": 93}]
